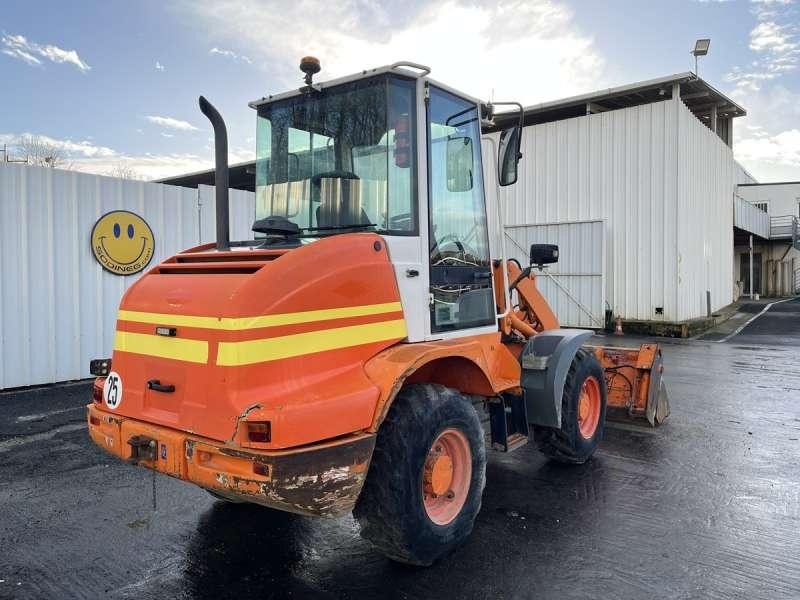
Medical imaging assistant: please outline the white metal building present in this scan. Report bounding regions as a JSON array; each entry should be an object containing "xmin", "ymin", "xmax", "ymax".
[{"xmin": 489, "ymin": 73, "xmax": 755, "ymax": 327}]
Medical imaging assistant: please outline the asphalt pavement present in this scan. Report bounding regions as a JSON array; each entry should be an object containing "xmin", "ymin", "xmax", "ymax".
[{"xmin": 1, "ymin": 300, "xmax": 800, "ymax": 599}]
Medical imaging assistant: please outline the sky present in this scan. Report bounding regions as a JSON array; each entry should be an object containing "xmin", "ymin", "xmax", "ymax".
[{"xmin": 1, "ymin": 0, "xmax": 799, "ymax": 182}]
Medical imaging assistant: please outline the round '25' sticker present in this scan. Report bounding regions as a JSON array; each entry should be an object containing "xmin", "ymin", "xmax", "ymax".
[{"xmin": 104, "ymin": 371, "xmax": 123, "ymax": 410}]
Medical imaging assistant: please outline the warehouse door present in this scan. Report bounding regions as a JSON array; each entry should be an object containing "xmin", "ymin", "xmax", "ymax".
[{"xmin": 503, "ymin": 220, "xmax": 605, "ymax": 328}]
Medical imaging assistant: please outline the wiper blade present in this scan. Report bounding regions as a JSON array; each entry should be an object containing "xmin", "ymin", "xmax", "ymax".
[{"xmin": 302, "ymin": 223, "xmax": 376, "ymax": 232}]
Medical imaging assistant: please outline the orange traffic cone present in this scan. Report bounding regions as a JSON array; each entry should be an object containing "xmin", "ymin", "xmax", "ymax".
[{"xmin": 613, "ymin": 316, "xmax": 624, "ymax": 336}]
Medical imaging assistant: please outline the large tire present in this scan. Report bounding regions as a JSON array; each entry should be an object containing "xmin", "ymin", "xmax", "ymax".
[
  {"xmin": 533, "ymin": 348, "xmax": 607, "ymax": 464},
  {"xmin": 354, "ymin": 384, "xmax": 486, "ymax": 566}
]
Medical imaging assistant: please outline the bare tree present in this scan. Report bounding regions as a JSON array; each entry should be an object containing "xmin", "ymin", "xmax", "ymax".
[
  {"xmin": 15, "ymin": 135, "xmax": 73, "ymax": 169},
  {"xmin": 107, "ymin": 162, "xmax": 142, "ymax": 180}
]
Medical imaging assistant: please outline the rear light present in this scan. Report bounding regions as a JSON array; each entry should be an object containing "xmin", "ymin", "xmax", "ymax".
[
  {"xmin": 92, "ymin": 379, "xmax": 104, "ymax": 404},
  {"xmin": 247, "ymin": 422, "xmax": 271, "ymax": 443},
  {"xmin": 89, "ymin": 358, "xmax": 112, "ymax": 376},
  {"xmin": 394, "ymin": 114, "xmax": 410, "ymax": 168},
  {"xmin": 89, "ymin": 414, "xmax": 101, "ymax": 426}
]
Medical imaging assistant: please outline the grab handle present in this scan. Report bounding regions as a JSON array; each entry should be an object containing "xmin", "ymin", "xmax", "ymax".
[{"xmin": 147, "ymin": 379, "xmax": 175, "ymax": 393}]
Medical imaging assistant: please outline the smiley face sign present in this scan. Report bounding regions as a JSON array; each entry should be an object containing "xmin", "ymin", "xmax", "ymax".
[{"xmin": 91, "ymin": 210, "xmax": 155, "ymax": 275}]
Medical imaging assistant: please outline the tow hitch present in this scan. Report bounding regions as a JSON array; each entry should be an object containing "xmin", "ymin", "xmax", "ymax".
[{"xmin": 128, "ymin": 435, "xmax": 157, "ymax": 463}]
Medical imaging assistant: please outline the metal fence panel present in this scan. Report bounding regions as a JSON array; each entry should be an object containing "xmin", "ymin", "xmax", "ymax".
[{"xmin": 504, "ymin": 220, "xmax": 605, "ymax": 328}]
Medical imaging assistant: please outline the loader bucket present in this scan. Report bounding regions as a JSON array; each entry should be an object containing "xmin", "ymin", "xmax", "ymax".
[
  {"xmin": 590, "ymin": 344, "xmax": 670, "ymax": 426},
  {"xmin": 644, "ymin": 349, "xmax": 670, "ymax": 426}
]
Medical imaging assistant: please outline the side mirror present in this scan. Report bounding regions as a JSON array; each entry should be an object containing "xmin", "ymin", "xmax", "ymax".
[
  {"xmin": 498, "ymin": 125, "xmax": 522, "ymax": 186},
  {"xmin": 530, "ymin": 243, "xmax": 558, "ymax": 267},
  {"xmin": 446, "ymin": 136, "xmax": 474, "ymax": 192}
]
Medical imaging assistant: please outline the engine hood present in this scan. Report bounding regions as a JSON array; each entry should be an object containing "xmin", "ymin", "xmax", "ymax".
[{"xmin": 102, "ymin": 234, "xmax": 407, "ymax": 448}]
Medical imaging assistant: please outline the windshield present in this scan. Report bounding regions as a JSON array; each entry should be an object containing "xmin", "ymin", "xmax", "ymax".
[{"xmin": 255, "ymin": 74, "xmax": 417, "ymax": 236}]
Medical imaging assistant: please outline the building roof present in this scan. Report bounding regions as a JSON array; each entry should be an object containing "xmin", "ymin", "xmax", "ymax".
[
  {"xmin": 158, "ymin": 72, "xmax": 746, "ymax": 191},
  {"xmin": 492, "ymin": 72, "xmax": 745, "ymax": 129},
  {"xmin": 154, "ymin": 160, "xmax": 255, "ymax": 191}
]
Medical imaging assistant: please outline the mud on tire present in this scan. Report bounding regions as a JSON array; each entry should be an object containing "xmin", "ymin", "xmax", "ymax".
[
  {"xmin": 354, "ymin": 384, "xmax": 486, "ymax": 566},
  {"xmin": 533, "ymin": 348, "xmax": 607, "ymax": 464}
]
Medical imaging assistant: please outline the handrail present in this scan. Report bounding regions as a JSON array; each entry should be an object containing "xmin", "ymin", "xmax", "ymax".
[
  {"xmin": 481, "ymin": 135, "xmax": 512, "ymax": 320},
  {"xmin": 770, "ymin": 214, "xmax": 799, "ymax": 248},
  {"xmin": 389, "ymin": 61, "xmax": 431, "ymax": 77}
]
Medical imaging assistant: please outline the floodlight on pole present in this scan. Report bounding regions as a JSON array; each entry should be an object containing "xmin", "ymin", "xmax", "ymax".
[{"xmin": 692, "ymin": 38, "xmax": 710, "ymax": 77}]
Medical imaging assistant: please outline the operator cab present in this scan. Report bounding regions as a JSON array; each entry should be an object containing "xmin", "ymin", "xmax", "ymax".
[{"xmin": 248, "ymin": 59, "xmax": 522, "ymax": 342}]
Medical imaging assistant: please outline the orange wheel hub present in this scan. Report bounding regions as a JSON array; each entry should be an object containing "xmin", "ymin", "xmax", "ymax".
[
  {"xmin": 577, "ymin": 376, "xmax": 601, "ymax": 439},
  {"xmin": 422, "ymin": 428, "xmax": 471, "ymax": 526}
]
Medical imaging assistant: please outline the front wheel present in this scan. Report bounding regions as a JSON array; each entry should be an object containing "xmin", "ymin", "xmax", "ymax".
[
  {"xmin": 354, "ymin": 384, "xmax": 486, "ymax": 566},
  {"xmin": 533, "ymin": 348, "xmax": 607, "ymax": 464}
]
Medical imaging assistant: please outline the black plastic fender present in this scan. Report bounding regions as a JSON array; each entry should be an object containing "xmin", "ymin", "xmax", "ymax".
[{"xmin": 519, "ymin": 329, "xmax": 593, "ymax": 428}]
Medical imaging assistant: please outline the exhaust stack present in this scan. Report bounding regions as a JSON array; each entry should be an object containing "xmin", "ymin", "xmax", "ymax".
[{"xmin": 198, "ymin": 96, "xmax": 230, "ymax": 251}]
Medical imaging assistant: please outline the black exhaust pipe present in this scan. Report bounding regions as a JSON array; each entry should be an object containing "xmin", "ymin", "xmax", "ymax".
[{"xmin": 198, "ymin": 96, "xmax": 230, "ymax": 251}]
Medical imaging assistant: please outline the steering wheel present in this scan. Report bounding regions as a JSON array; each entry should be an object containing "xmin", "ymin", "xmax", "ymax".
[{"xmin": 431, "ymin": 234, "xmax": 479, "ymax": 266}]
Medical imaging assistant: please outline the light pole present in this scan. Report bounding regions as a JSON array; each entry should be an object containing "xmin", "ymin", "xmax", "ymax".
[{"xmin": 692, "ymin": 39, "xmax": 710, "ymax": 77}]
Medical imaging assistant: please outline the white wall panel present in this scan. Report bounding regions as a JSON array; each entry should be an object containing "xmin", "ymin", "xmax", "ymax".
[
  {"xmin": 0, "ymin": 163, "xmax": 255, "ymax": 389},
  {"xmin": 198, "ymin": 184, "xmax": 256, "ymax": 244}
]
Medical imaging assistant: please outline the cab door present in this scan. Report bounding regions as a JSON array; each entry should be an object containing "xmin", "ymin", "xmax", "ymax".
[{"xmin": 426, "ymin": 84, "xmax": 496, "ymax": 339}]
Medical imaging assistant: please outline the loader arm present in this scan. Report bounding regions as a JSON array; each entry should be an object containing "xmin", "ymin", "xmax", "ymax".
[{"xmin": 493, "ymin": 260, "xmax": 670, "ymax": 426}]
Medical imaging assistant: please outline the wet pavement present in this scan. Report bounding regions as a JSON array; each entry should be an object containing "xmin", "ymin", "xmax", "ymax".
[{"xmin": 1, "ymin": 301, "xmax": 800, "ymax": 599}]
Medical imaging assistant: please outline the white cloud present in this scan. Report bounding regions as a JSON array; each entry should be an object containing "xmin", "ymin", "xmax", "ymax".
[
  {"xmin": 726, "ymin": 0, "xmax": 798, "ymax": 93},
  {"xmin": 735, "ymin": 128, "xmax": 800, "ymax": 180},
  {"xmin": 155, "ymin": 61, "xmax": 165, "ymax": 72},
  {"xmin": 733, "ymin": 83, "xmax": 800, "ymax": 180},
  {"xmin": 145, "ymin": 115, "xmax": 199, "ymax": 131},
  {"xmin": 0, "ymin": 132, "xmax": 115, "ymax": 158},
  {"xmin": 209, "ymin": 46, "xmax": 252, "ymax": 64},
  {"xmin": 1, "ymin": 34, "xmax": 90, "ymax": 71},
  {"xmin": 190, "ymin": 0, "xmax": 605, "ymax": 105},
  {"xmin": 749, "ymin": 21, "xmax": 797, "ymax": 53},
  {"xmin": 2, "ymin": 47, "xmax": 41, "ymax": 66}
]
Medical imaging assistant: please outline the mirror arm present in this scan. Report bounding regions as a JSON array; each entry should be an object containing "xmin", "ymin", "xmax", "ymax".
[{"xmin": 492, "ymin": 101, "xmax": 524, "ymax": 135}]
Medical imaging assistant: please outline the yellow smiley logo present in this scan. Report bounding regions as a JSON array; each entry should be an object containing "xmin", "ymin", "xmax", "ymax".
[{"xmin": 91, "ymin": 210, "xmax": 155, "ymax": 275}]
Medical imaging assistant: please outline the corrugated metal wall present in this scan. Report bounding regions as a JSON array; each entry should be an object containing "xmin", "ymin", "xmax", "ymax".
[
  {"xmin": 505, "ymin": 220, "xmax": 605, "ymax": 328},
  {"xmin": 198, "ymin": 184, "xmax": 256, "ymax": 243},
  {"xmin": 675, "ymin": 101, "xmax": 737, "ymax": 319},
  {"xmin": 491, "ymin": 97, "xmax": 745, "ymax": 323},
  {"xmin": 0, "ymin": 163, "xmax": 254, "ymax": 389}
]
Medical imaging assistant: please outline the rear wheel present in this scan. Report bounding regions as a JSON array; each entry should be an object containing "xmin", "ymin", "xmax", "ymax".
[
  {"xmin": 354, "ymin": 384, "xmax": 486, "ymax": 566},
  {"xmin": 534, "ymin": 348, "xmax": 607, "ymax": 464}
]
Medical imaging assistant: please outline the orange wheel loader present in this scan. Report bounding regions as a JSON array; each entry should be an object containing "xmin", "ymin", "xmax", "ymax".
[{"xmin": 87, "ymin": 58, "xmax": 669, "ymax": 566}]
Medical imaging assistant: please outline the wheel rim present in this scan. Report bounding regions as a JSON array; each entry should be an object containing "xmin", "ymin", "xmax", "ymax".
[
  {"xmin": 577, "ymin": 376, "xmax": 602, "ymax": 439},
  {"xmin": 422, "ymin": 428, "xmax": 471, "ymax": 526}
]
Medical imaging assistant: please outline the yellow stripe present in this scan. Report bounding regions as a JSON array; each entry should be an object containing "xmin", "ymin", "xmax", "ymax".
[
  {"xmin": 216, "ymin": 319, "xmax": 407, "ymax": 366},
  {"xmin": 117, "ymin": 302, "xmax": 403, "ymax": 331},
  {"xmin": 114, "ymin": 331, "xmax": 208, "ymax": 364}
]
